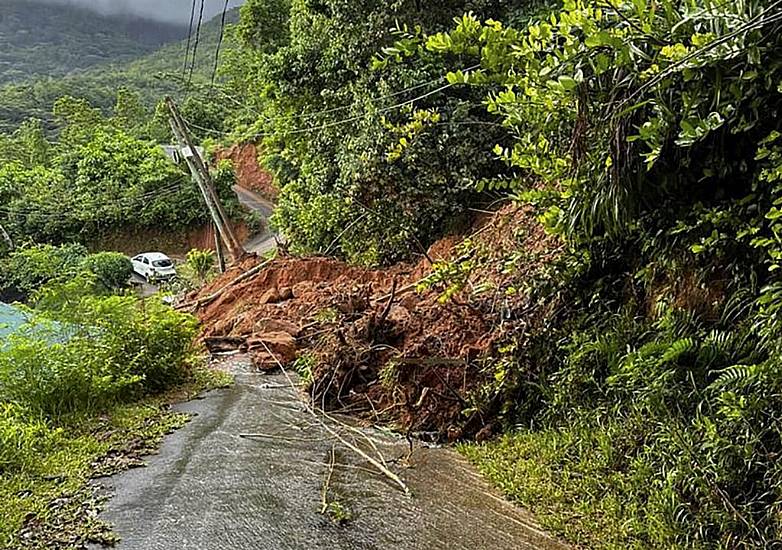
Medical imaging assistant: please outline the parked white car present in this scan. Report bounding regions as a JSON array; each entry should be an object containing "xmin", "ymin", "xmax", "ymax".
[{"xmin": 131, "ymin": 252, "xmax": 177, "ymax": 281}]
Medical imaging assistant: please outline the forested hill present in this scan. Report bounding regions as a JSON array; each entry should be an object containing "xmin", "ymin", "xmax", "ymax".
[
  {"xmin": 0, "ymin": 7, "xmax": 239, "ymax": 133},
  {"xmin": 0, "ymin": 0, "xmax": 187, "ymax": 85}
]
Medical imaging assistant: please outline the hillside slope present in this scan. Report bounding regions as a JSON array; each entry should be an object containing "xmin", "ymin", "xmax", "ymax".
[
  {"xmin": 0, "ymin": 0, "xmax": 187, "ymax": 85},
  {"xmin": 0, "ymin": 7, "xmax": 239, "ymax": 133}
]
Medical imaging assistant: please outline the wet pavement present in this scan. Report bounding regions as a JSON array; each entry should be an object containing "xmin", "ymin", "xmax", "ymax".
[
  {"xmin": 233, "ymin": 185, "xmax": 282, "ymax": 256},
  {"xmin": 94, "ymin": 356, "xmax": 566, "ymax": 550}
]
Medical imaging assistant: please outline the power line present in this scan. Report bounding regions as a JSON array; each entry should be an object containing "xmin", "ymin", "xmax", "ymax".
[
  {"xmin": 183, "ymin": 64, "xmax": 485, "ymax": 139},
  {"xmin": 0, "ymin": 192, "xmax": 192, "ymax": 222},
  {"xmin": 182, "ymin": 0, "xmax": 197, "ymax": 80},
  {"xmin": 188, "ymin": 0, "xmax": 206, "ymax": 86},
  {"xmin": 0, "ymin": 182, "xmax": 197, "ymax": 220},
  {"xmin": 252, "ymin": 64, "xmax": 480, "ymax": 126},
  {"xmin": 211, "ymin": 0, "xmax": 231, "ymax": 86},
  {"xmin": 621, "ymin": 0, "xmax": 782, "ymax": 107},
  {"xmin": 184, "ymin": 82, "xmax": 452, "ymax": 138}
]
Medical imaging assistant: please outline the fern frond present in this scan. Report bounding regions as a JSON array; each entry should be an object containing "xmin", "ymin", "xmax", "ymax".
[
  {"xmin": 660, "ymin": 337, "xmax": 696, "ymax": 364},
  {"xmin": 709, "ymin": 364, "xmax": 762, "ymax": 391}
]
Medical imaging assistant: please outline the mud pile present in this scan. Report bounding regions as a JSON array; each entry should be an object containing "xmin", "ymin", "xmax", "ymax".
[{"xmin": 186, "ymin": 204, "xmax": 561, "ymax": 439}]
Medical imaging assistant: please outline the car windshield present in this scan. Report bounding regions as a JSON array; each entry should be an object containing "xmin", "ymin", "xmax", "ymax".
[{"xmin": 152, "ymin": 259, "xmax": 173, "ymax": 268}]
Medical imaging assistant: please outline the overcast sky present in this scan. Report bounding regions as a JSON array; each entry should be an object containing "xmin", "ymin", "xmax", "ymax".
[{"xmin": 27, "ymin": 0, "xmax": 245, "ymax": 24}]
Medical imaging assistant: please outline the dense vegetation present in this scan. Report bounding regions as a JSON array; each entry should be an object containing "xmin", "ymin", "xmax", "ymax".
[
  {"xmin": 222, "ymin": 0, "xmax": 543, "ymax": 264},
  {"xmin": 0, "ymin": 88, "xmax": 242, "ymax": 248},
  {"xmin": 0, "ymin": 243, "xmax": 134, "ymax": 303},
  {"xmin": 224, "ymin": 0, "xmax": 782, "ymax": 546},
  {"xmin": 0, "ymin": 0, "xmax": 186, "ymax": 86}
]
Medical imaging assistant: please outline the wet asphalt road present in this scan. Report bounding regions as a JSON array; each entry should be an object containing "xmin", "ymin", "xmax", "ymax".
[
  {"xmin": 234, "ymin": 185, "xmax": 281, "ymax": 256},
  {"xmin": 94, "ymin": 357, "xmax": 566, "ymax": 550}
]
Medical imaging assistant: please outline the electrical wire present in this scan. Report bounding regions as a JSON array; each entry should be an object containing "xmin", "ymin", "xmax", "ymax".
[
  {"xmin": 256, "ymin": 64, "xmax": 481, "ymax": 126},
  {"xmin": 0, "ymin": 182, "xmax": 198, "ymax": 220},
  {"xmin": 211, "ymin": 0, "xmax": 231, "ymax": 86},
  {"xmin": 188, "ymin": 0, "xmax": 206, "ymax": 86},
  {"xmin": 181, "ymin": 63, "xmax": 486, "ymax": 139},
  {"xmin": 182, "ymin": 0, "xmax": 198, "ymax": 80},
  {"xmin": 623, "ymin": 0, "xmax": 782, "ymax": 106},
  {"xmin": 182, "ymin": 81, "xmax": 454, "ymax": 138},
  {"xmin": 182, "ymin": 63, "xmax": 481, "ymax": 130}
]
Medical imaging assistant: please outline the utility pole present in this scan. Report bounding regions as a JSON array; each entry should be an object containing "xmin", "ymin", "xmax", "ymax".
[
  {"xmin": 166, "ymin": 97, "xmax": 245, "ymax": 262},
  {"xmin": 213, "ymin": 222, "xmax": 226, "ymax": 273}
]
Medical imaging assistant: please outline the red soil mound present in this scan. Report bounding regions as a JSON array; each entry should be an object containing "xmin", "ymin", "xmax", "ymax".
[{"xmin": 186, "ymin": 203, "xmax": 562, "ymax": 440}]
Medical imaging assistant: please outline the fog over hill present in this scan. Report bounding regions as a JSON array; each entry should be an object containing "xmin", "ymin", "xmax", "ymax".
[{"xmin": 15, "ymin": 0, "xmax": 244, "ymax": 23}]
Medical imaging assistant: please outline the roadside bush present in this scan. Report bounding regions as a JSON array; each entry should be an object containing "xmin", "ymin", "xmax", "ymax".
[
  {"xmin": 0, "ymin": 242, "xmax": 85, "ymax": 302},
  {"xmin": 0, "ymin": 278, "xmax": 199, "ymax": 418},
  {"xmin": 80, "ymin": 251, "xmax": 132, "ymax": 290},
  {"xmin": 185, "ymin": 249, "xmax": 215, "ymax": 285}
]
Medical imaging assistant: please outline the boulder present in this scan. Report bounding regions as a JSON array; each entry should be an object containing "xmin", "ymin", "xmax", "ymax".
[{"xmin": 247, "ymin": 331, "xmax": 298, "ymax": 367}]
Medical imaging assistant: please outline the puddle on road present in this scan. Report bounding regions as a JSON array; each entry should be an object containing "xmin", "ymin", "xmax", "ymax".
[{"xmin": 94, "ymin": 354, "xmax": 566, "ymax": 550}]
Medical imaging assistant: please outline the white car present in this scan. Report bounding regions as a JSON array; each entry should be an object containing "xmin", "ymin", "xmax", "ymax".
[{"xmin": 131, "ymin": 252, "xmax": 177, "ymax": 281}]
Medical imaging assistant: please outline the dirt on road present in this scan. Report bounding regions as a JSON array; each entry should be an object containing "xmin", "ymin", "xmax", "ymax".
[{"xmin": 185, "ymin": 203, "xmax": 562, "ymax": 440}]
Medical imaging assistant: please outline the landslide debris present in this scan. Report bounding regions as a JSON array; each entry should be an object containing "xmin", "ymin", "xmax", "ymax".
[{"xmin": 186, "ymin": 203, "xmax": 562, "ymax": 440}]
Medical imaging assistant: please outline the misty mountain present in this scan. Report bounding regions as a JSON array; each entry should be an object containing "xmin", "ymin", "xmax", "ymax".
[
  {"xmin": 0, "ymin": 7, "xmax": 240, "ymax": 133},
  {"xmin": 0, "ymin": 0, "xmax": 189, "ymax": 85},
  {"xmin": 15, "ymin": 0, "xmax": 244, "ymax": 24}
]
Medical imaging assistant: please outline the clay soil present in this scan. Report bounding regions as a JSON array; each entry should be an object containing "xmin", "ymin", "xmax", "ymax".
[
  {"xmin": 186, "ymin": 203, "xmax": 562, "ymax": 440},
  {"xmin": 215, "ymin": 143, "xmax": 278, "ymax": 202},
  {"xmin": 93, "ymin": 221, "xmax": 250, "ymax": 258}
]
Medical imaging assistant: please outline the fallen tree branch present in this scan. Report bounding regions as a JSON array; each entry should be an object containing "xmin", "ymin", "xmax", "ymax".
[
  {"xmin": 240, "ymin": 433, "xmax": 330, "ymax": 443},
  {"xmin": 0, "ymin": 223, "xmax": 14, "ymax": 250},
  {"xmin": 395, "ymin": 357, "xmax": 467, "ymax": 367},
  {"xmin": 378, "ymin": 279, "xmax": 397, "ymax": 327},
  {"xmin": 204, "ymin": 335, "xmax": 247, "ymax": 352},
  {"xmin": 258, "ymin": 339, "xmax": 410, "ymax": 495},
  {"xmin": 321, "ymin": 445, "xmax": 337, "ymax": 514},
  {"xmin": 371, "ymin": 281, "xmax": 419, "ymax": 306}
]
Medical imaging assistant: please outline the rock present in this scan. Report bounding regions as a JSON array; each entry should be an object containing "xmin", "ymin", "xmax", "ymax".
[
  {"xmin": 292, "ymin": 281, "xmax": 315, "ymax": 298},
  {"xmin": 259, "ymin": 288, "xmax": 282, "ymax": 304},
  {"xmin": 259, "ymin": 286, "xmax": 294, "ymax": 305},
  {"xmin": 253, "ymin": 318, "xmax": 300, "ymax": 337},
  {"xmin": 400, "ymin": 294, "xmax": 419, "ymax": 311},
  {"xmin": 247, "ymin": 331, "xmax": 298, "ymax": 366},
  {"xmin": 214, "ymin": 289, "xmax": 237, "ymax": 306},
  {"xmin": 387, "ymin": 305, "xmax": 411, "ymax": 326},
  {"xmin": 250, "ymin": 352, "xmax": 278, "ymax": 371},
  {"xmin": 279, "ymin": 287, "xmax": 294, "ymax": 301}
]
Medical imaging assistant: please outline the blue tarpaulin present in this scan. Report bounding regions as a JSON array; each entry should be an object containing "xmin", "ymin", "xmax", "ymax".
[{"xmin": 0, "ymin": 302, "xmax": 29, "ymax": 340}]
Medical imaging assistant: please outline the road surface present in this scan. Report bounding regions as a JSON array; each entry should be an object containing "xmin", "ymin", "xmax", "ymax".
[
  {"xmin": 93, "ymin": 355, "xmax": 567, "ymax": 550},
  {"xmin": 233, "ymin": 185, "xmax": 282, "ymax": 256}
]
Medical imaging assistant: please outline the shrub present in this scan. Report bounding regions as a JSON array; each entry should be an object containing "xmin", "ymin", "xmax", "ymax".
[
  {"xmin": 0, "ymin": 403, "xmax": 59, "ymax": 474},
  {"xmin": 0, "ymin": 278, "xmax": 199, "ymax": 419},
  {"xmin": 185, "ymin": 249, "xmax": 216, "ymax": 285},
  {"xmin": 0, "ymin": 243, "xmax": 85, "ymax": 301},
  {"xmin": 80, "ymin": 251, "xmax": 132, "ymax": 290}
]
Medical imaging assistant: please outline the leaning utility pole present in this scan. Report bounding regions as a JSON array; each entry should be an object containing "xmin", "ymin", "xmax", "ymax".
[
  {"xmin": 166, "ymin": 97, "xmax": 245, "ymax": 262},
  {"xmin": 213, "ymin": 222, "xmax": 226, "ymax": 273}
]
